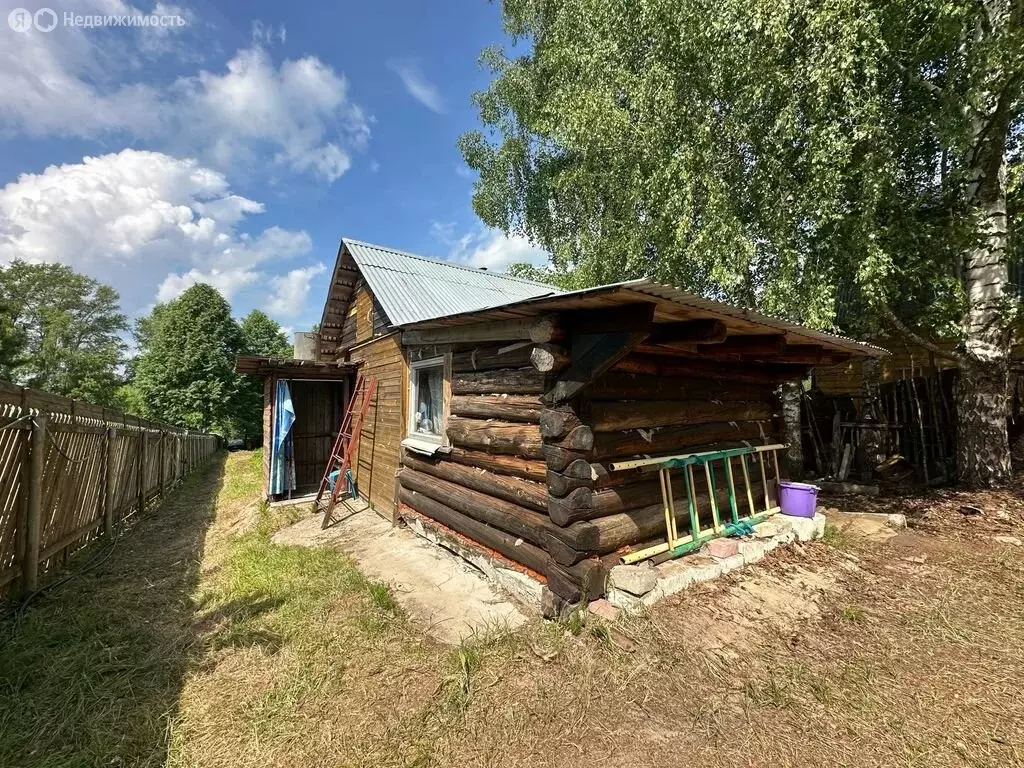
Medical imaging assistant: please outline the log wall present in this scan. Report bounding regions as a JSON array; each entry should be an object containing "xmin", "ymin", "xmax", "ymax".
[{"xmin": 396, "ymin": 334, "xmax": 785, "ymax": 603}]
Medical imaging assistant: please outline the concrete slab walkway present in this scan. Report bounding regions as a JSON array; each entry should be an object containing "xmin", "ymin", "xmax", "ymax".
[{"xmin": 271, "ymin": 503, "xmax": 527, "ymax": 644}]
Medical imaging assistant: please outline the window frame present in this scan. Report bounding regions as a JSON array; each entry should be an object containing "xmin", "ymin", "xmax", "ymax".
[{"xmin": 406, "ymin": 355, "xmax": 447, "ymax": 448}]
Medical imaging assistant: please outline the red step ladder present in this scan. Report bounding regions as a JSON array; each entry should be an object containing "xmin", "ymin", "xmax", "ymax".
[{"xmin": 316, "ymin": 373, "xmax": 377, "ymax": 529}]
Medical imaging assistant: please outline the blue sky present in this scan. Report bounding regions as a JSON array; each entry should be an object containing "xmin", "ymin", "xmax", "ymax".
[{"xmin": 0, "ymin": 0, "xmax": 547, "ymax": 335}]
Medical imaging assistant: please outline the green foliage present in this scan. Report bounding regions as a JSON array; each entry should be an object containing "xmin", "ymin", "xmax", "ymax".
[
  {"xmin": 236, "ymin": 310, "xmax": 292, "ymax": 439},
  {"xmin": 0, "ymin": 297, "xmax": 25, "ymax": 380},
  {"xmin": 462, "ymin": 0, "xmax": 1023, "ymax": 337},
  {"xmin": 129, "ymin": 298, "xmax": 292, "ymax": 438},
  {"xmin": 132, "ymin": 284, "xmax": 244, "ymax": 435},
  {"xmin": 240, "ymin": 310, "xmax": 292, "ymax": 358},
  {"xmin": 0, "ymin": 260, "xmax": 126, "ymax": 404},
  {"xmin": 505, "ymin": 261, "xmax": 573, "ymax": 289}
]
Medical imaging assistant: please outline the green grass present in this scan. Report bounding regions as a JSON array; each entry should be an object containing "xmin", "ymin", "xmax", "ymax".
[
  {"xmin": 840, "ymin": 603, "xmax": 867, "ymax": 623},
  {"xmin": 823, "ymin": 521, "xmax": 853, "ymax": 549}
]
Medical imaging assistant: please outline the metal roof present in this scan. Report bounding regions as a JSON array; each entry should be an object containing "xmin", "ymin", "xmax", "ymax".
[
  {"xmin": 342, "ymin": 238, "xmax": 559, "ymax": 327},
  {"xmin": 402, "ymin": 278, "xmax": 889, "ymax": 358}
]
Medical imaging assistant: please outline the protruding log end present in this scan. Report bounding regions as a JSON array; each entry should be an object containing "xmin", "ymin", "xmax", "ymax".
[
  {"xmin": 539, "ymin": 406, "xmax": 582, "ymax": 439},
  {"xmin": 531, "ymin": 343, "xmax": 570, "ymax": 373}
]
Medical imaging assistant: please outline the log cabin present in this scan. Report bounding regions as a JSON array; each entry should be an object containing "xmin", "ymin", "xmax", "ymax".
[{"xmin": 237, "ymin": 237, "xmax": 886, "ymax": 603}]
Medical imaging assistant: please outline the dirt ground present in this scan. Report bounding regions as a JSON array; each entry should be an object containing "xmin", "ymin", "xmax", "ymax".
[{"xmin": 1, "ymin": 451, "xmax": 1022, "ymax": 768}]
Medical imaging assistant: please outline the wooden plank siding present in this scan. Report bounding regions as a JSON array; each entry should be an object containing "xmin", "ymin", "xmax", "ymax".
[{"xmin": 348, "ymin": 333, "xmax": 406, "ymax": 518}]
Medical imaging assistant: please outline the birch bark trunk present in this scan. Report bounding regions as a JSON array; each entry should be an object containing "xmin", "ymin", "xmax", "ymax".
[{"xmin": 955, "ymin": 0, "xmax": 1016, "ymax": 487}]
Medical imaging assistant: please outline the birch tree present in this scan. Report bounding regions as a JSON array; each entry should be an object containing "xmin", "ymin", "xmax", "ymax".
[{"xmin": 461, "ymin": 0, "xmax": 1023, "ymax": 486}]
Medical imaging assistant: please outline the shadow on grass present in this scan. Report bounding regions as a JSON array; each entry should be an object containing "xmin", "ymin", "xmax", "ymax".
[
  {"xmin": 0, "ymin": 452, "xmax": 228, "ymax": 768},
  {"xmin": 192, "ymin": 594, "xmax": 287, "ymax": 654}
]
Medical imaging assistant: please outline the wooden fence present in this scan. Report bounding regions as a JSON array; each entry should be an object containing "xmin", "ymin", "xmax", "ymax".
[{"xmin": 0, "ymin": 382, "xmax": 220, "ymax": 597}]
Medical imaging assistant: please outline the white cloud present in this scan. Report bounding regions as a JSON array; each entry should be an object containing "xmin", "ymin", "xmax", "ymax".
[
  {"xmin": 387, "ymin": 59, "xmax": 445, "ymax": 114},
  {"xmin": 438, "ymin": 226, "xmax": 550, "ymax": 272},
  {"xmin": 156, "ymin": 267, "xmax": 260, "ymax": 302},
  {"xmin": 266, "ymin": 263, "xmax": 328, "ymax": 316},
  {"xmin": 0, "ymin": 149, "xmax": 313, "ymax": 313},
  {"xmin": 0, "ymin": 2, "xmax": 369, "ymax": 182},
  {"xmin": 174, "ymin": 47, "xmax": 369, "ymax": 181}
]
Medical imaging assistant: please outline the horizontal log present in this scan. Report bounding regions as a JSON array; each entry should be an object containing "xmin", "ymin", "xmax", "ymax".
[
  {"xmin": 585, "ymin": 372, "xmax": 774, "ymax": 402},
  {"xmin": 399, "ymin": 488, "xmax": 597, "ymax": 599},
  {"xmin": 402, "ymin": 453, "xmax": 548, "ymax": 512},
  {"xmin": 447, "ymin": 416, "xmax": 544, "ymax": 458},
  {"xmin": 647, "ymin": 319, "xmax": 728, "ymax": 344},
  {"xmin": 591, "ymin": 420, "xmax": 771, "ymax": 460},
  {"xmin": 403, "ymin": 315, "xmax": 560, "ymax": 346},
  {"xmin": 589, "ymin": 400, "xmax": 774, "ymax": 432},
  {"xmin": 445, "ymin": 447, "xmax": 546, "ymax": 483},
  {"xmin": 543, "ymin": 444, "xmax": 589, "ymax": 472},
  {"xmin": 452, "ymin": 367, "xmax": 547, "ymax": 395},
  {"xmin": 398, "ymin": 467, "xmax": 602, "ymax": 566},
  {"xmin": 548, "ymin": 473, "xmax": 691, "ymax": 524},
  {"xmin": 399, "ymin": 469, "xmax": 550, "ymax": 547},
  {"xmin": 398, "ymin": 459, "xmax": 766, "ymax": 568},
  {"xmin": 399, "ymin": 486, "xmax": 548, "ymax": 574},
  {"xmin": 530, "ymin": 343, "xmax": 570, "ymax": 373},
  {"xmin": 567, "ymin": 477, "xmax": 770, "ymax": 553},
  {"xmin": 452, "ymin": 343, "xmax": 534, "ymax": 372},
  {"xmin": 450, "ymin": 394, "xmax": 543, "ymax": 423},
  {"xmin": 613, "ymin": 355, "xmax": 809, "ymax": 384},
  {"xmin": 539, "ymin": 407, "xmax": 581, "ymax": 439},
  {"xmin": 546, "ymin": 465, "xmax": 643, "ymax": 496}
]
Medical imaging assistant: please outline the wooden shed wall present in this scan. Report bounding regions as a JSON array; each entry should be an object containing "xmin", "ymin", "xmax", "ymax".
[
  {"xmin": 349, "ymin": 332, "xmax": 405, "ymax": 517},
  {"xmin": 814, "ymin": 336, "xmax": 1024, "ymax": 396}
]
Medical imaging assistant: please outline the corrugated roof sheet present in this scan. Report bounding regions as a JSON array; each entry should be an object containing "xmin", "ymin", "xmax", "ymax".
[{"xmin": 343, "ymin": 238, "xmax": 559, "ymax": 327}]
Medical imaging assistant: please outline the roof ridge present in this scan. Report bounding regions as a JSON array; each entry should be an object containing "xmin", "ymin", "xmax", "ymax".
[{"xmin": 341, "ymin": 236, "xmax": 559, "ymax": 290}]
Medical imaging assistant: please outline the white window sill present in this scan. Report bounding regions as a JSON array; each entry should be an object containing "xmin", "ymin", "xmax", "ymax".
[{"xmin": 401, "ymin": 436, "xmax": 444, "ymax": 456}]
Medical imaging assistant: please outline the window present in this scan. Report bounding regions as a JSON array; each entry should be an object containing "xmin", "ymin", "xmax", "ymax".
[{"xmin": 407, "ymin": 356, "xmax": 445, "ymax": 448}]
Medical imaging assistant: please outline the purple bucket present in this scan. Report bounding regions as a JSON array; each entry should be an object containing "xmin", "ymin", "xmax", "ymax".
[{"xmin": 778, "ymin": 481, "xmax": 819, "ymax": 518}]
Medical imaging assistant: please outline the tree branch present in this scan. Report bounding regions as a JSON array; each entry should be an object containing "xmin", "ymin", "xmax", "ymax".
[{"xmin": 876, "ymin": 302, "xmax": 963, "ymax": 362}]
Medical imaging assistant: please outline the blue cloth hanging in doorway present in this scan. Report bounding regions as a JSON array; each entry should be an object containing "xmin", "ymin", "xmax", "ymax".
[{"xmin": 270, "ymin": 380, "xmax": 296, "ymax": 495}]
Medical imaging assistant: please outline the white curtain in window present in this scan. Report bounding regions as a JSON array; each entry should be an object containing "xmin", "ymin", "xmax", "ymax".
[{"xmin": 414, "ymin": 366, "xmax": 443, "ymax": 437}]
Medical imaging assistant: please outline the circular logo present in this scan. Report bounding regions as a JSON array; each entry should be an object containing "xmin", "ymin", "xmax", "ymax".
[
  {"xmin": 7, "ymin": 7, "xmax": 33, "ymax": 32},
  {"xmin": 34, "ymin": 7, "xmax": 57, "ymax": 32}
]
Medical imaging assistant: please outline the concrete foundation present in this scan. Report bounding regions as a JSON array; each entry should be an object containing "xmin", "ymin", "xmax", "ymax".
[{"xmin": 606, "ymin": 513, "xmax": 826, "ymax": 614}]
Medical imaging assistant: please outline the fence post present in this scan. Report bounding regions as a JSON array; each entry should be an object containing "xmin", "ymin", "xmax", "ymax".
[
  {"xmin": 158, "ymin": 430, "xmax": 166, "ymax": 500},
  {"xmin": 103, "ymin": 426, "xmax": 115, "ymax": 536},
  {"xmin": 137, "ymin": 430, "xmax": 146, "ymax": 513},
  {"xmin": 23, "ymin": 414, "xmax": 47, "ymax": 595}
]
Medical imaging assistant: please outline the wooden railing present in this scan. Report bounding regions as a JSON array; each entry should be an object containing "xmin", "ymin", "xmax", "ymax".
[{"xmin": 0, "ymin": 382, "xmax": 220, "ymax": 597}]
